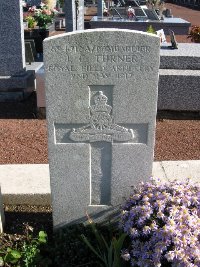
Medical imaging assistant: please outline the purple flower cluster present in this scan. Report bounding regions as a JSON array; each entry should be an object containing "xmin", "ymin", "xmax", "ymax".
[{"xmin": 120, "ymin": 178, "xmax": 200, "ymax": 267}]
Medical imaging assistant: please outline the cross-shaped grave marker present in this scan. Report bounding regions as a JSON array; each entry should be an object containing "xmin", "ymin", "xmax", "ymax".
[{"xmin": 54, "ymin": 86, "xmax": 148, "ymax": 206}]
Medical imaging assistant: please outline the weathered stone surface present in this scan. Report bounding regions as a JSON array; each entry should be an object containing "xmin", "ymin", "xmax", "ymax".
[
  {"xmin": 0, "ymin": 0, "xmax": 26, "ymax": 76},
  {"xmin": 90, "ymin": 17, "xmax": 191, "ymax": 35},
  {"xmin": 0, "ymin": 0, "xmax": 35, "ymax": 100},
  {"xmin": 44, "ymin": 29, "xmax": 160, "ymax": 227},
  {"xmin": 158, "ymin": 69, "xmax": 200, "ymax": 111},
  {"xmin": 65, "ymin": 0, "xmax": 84, "ymax": 32},
  {"xmin": 160, "ymin": 43, "xmax": 200, "ymax": 70}
]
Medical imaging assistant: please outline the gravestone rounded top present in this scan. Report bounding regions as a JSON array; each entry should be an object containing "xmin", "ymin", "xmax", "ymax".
[
  {"xmin": 44, "ymin": 29, "xmax": 160, "ymax": 123},
  {"xmin": 44, "ymin": 28, "xmax": 160, "ymax": 42}
]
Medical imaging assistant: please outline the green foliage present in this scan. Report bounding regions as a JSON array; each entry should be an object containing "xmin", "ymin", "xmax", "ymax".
[
  {"xmin": 34, "ymin": 13, "xmax": 53, "ymax": 29},
  {"xmin": 1, "ymin": 248, "xmax": 21, "ymax": 265},
  {"xmin": 0, "ymin": 228, "xmax": 48, "ymax": 267},
  {"xmin": 58, "ymin": 0, "xmax": 65, "ymax": 8},
  {"xmin": 21, "ymin": 231, "xmax": 47, "ymax": 267},
  {"xmin": 0, "ymin": 218, "xmax": 129, "ymax": 266},
  {"xmin": 81, "ymin": 215, "xmax": 127, "ymax": 267},
  {"xmin": 25, "ymin": 16, "xmax": 36, "ymax": 29},
  {"xmin": 146, "ymin": 25, "xmax": 156, "ymax": 34}
]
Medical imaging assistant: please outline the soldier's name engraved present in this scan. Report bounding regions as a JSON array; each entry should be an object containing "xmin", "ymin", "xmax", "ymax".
[{"xmin": 95, "ymin": 54, "xmax": 139, "ymax": 63}]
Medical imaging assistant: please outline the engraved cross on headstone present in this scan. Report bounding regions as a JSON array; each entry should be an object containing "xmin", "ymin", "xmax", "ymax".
[{"xmin": 55, "ymin": 85, "xmax": 148, "ymax": 206}]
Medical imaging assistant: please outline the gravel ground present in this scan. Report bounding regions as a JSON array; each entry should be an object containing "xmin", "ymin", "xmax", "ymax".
[{"xmin": 0, "ymin": 93, "xmax": 199, "ymax": 164}]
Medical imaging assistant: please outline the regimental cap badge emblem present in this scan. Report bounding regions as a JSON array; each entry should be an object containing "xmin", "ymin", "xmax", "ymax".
[{"xmin": 69, "ymin": 91, "xmax": 134, "ymax": 142}]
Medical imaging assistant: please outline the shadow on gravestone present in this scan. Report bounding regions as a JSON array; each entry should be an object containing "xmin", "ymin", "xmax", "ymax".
[{"xmin": 44, "ymin": 29, "xmax": 160, "ymax": 228}]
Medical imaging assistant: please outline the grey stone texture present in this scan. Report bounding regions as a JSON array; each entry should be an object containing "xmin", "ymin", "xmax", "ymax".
[
  {"xmin": 158, "ymin": 43, "xmax": 200, "ymax": 111},
  {"xmin": 90, "ymin": 17, "xmax": 191, "ymax": 35},
  {"xmin": 65, "ymin": 0, "xmax": 84, "ymax": 32},
  {"xmin": 158, "ymin": 69, "xmax": 200, "ymax": 111},
  {"xmin": 0, "ymin": 0, "xmax": 35, "ymax": 100},
  {"xmin": 160, "ymin": 43, "xmax": 200, "ymax": 70},
  {"xmin": 44, "ymin": 29, "xmax": 160, "ymax": 228},
  {"xmin": 0, "ymin": 0, "xmax": 25, "ymax": 76}
]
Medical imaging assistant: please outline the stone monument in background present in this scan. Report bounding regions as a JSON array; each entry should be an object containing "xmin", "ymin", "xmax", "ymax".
[
  {"xmin": 44, "ymin": 29, "xmax": 160, "ymax": 228},
  {"xmin": 65, "ymin": 0, "xmax": 84, "ymax": 32},
  {"xmin": 0, "ymin": 0, "xmax": 35, "ymax": 101},
  {"xmin": 97, "ymin": 0, "xmax": 103, "ymax": 16}
]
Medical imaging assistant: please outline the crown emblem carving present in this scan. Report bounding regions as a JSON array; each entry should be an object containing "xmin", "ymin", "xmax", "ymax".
[{"xmin": 69, "ymin": 91, "xmax": 134, "ymax": 142}]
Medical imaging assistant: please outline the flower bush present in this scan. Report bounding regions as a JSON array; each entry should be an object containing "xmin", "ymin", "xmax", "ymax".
[
  {"xmin": 188, "ymin": 26, "xmax": 200, "ymax": 43},
  {"xmin": 24, "ymin": 3, "xmax": 58, "ymax": 29},
  {"xmin": 24, "ymin": 15, "xmax": 36, "ymax": 29},
  {"xmin": 120, "ymin": 178, "xmax": 200, "ymax": 267}
]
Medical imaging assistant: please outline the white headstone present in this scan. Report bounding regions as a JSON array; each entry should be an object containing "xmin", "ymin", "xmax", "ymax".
[
  {"xmin": 0, "ymin": 186, "xmax": 5, "ymax": 233},
  {"xmin": 44, "ymin": 29, "xmax": 160, "ymax": 228}
]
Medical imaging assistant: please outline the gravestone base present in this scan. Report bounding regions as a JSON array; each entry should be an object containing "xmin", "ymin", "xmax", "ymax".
[
  {"xmin": 0, "ymin": 71, "xmax": 35, "ymax": 101},
  {"xmin": 158, "ymin": 69, "xmax": 200, "ymax": 111}
]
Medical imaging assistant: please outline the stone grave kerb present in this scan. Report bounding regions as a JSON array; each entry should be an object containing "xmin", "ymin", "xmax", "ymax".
[{"xmin": 44, "ymin": 29, "xmax": 160, "ymax": 228}]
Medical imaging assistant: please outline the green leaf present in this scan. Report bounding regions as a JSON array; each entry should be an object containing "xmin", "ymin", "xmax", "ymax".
[
  {"xmin": 112, "ymin": 233, "xmax": 127, "ymax": 267},
  {"xmin": 101, "ymin": 234, "xmax": 109, "ymax": 251},
  {"xmin": 38, "ymin": 237, "xmax": 47, "ymax": 244},
  {"xmin": 10, "ymin": 250, "xmax": 21, "ymax": 259},
  {"xmin": 4, "ymin": 249, "xmax": 21, "ymax": 264},
  {"xmin": 102, "ymin": 253, "xmax": 109, "ymax": 267},
  {"xmin": 113, "ymin": 233, "xmax": 127, "ymax": 255},
  {"xmin": 0, "ymin": 257, "xmax": 4, "ymax": 267},
  {"xmin": 39, "ymin": 231, "xmax": 47, "ymax": 239},
  {"xmin": 90, "ymin": 222, "xmax": 106, "ymax": 250},
  {"xmin": 107, "ymin": 244, "xmax": 113, "ymax": 267},
  {"xmin": 38, "ymin": 231, "xmax": 47, "ymax": 243},
  {"xmin": 81, "ymin": 234, "xmax": 104, "ymax": 263}
]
